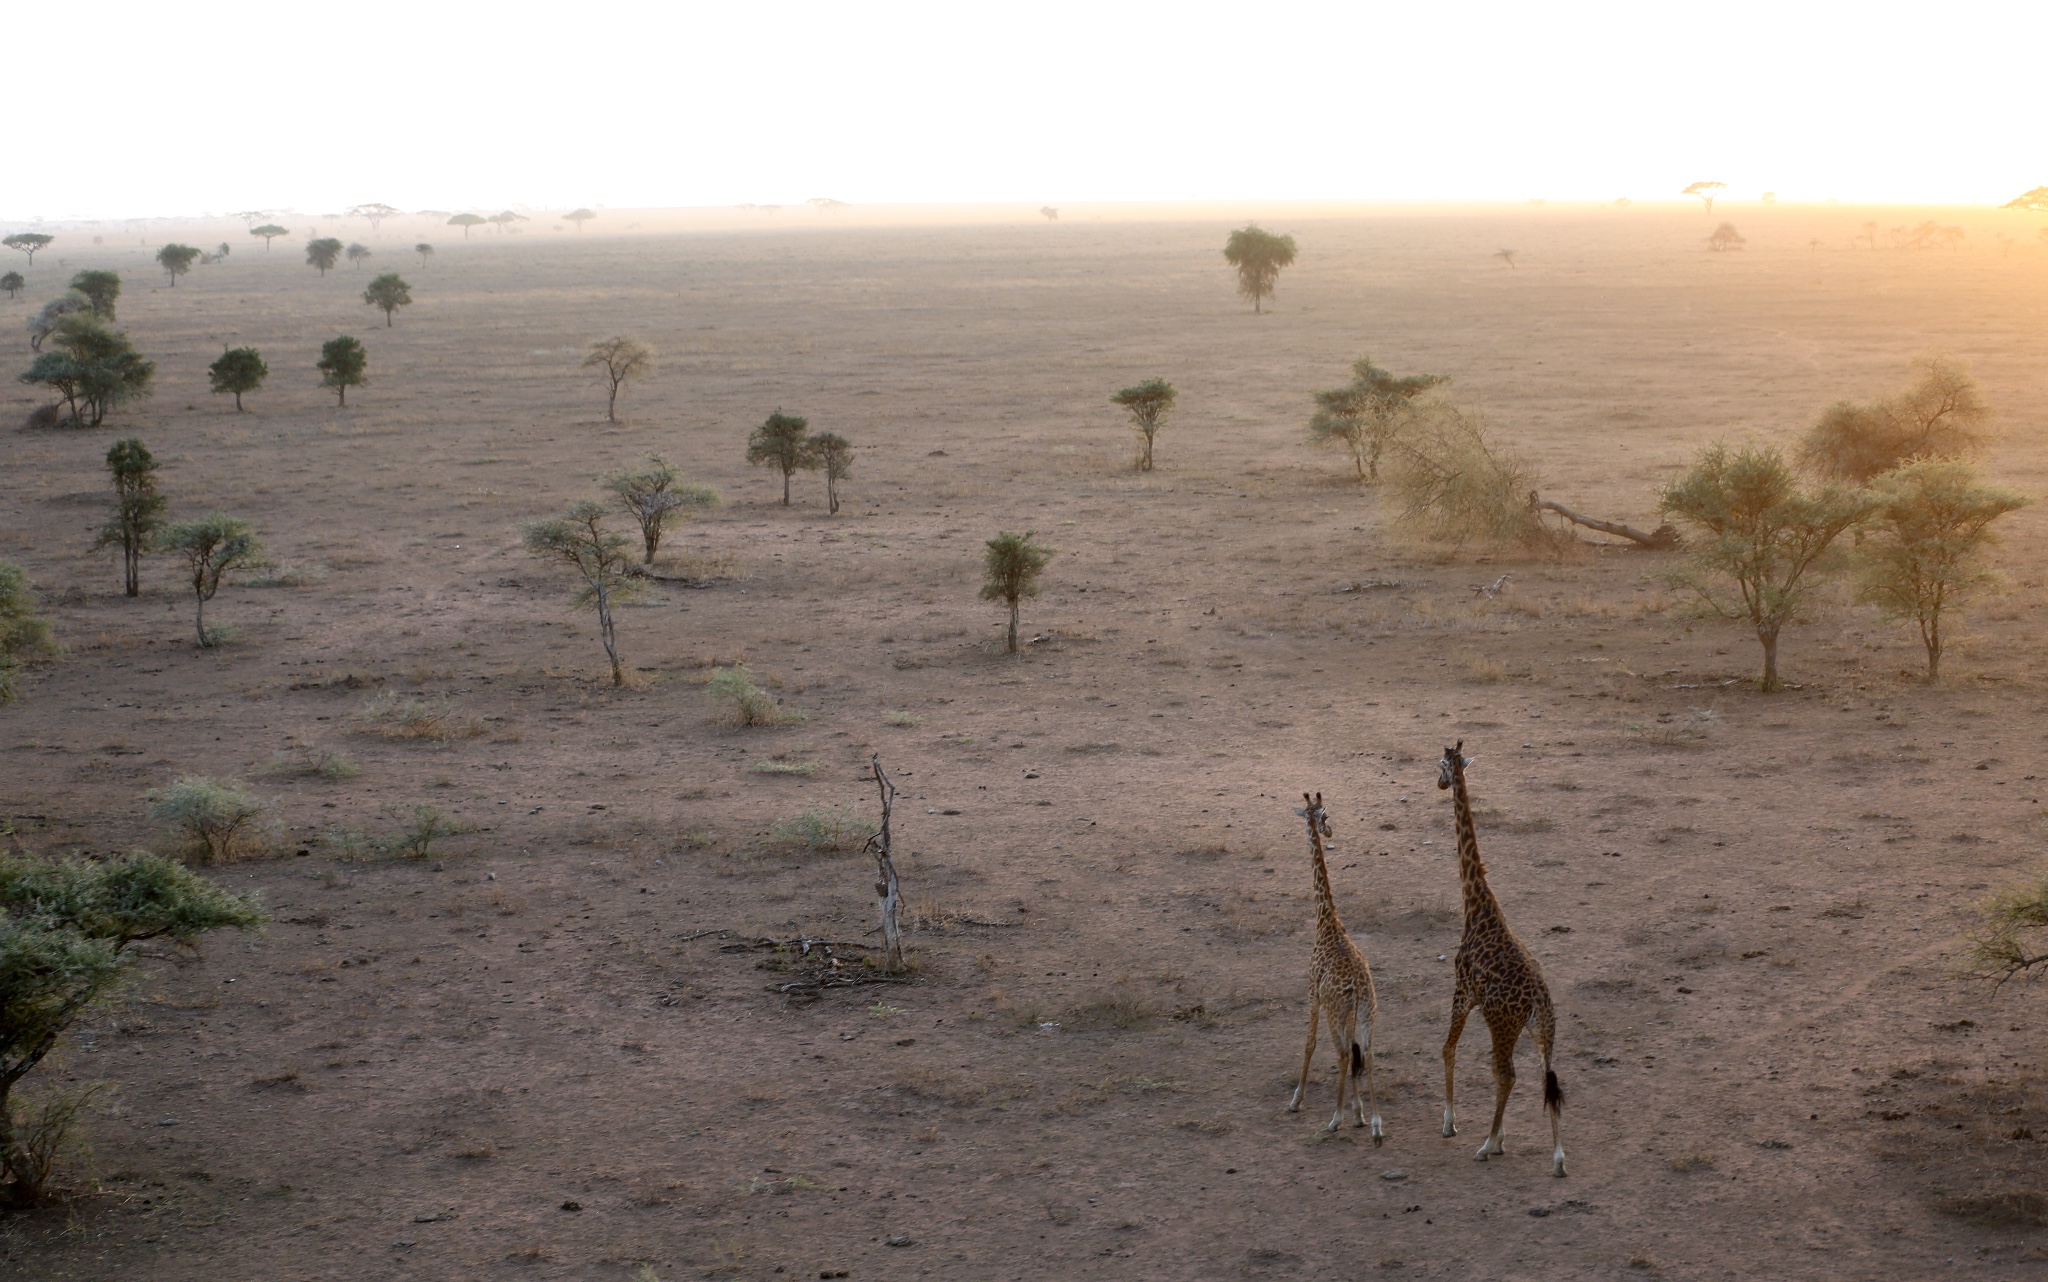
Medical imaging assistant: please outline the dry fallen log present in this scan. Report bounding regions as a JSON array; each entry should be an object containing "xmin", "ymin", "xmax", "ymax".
[{"xmin": 1528, "ymin": 492, "xmax": 1682, "ymax": 549}]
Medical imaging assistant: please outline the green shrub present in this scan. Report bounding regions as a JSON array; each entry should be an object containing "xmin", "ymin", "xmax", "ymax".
[
  {"xmin": 708, "ymin": 664, "xmax": 791, "ymax": 727},
  {"xmin": 0, "ymin": 563, "xmax": 59, "ymax": 705},
  {"xmin": 257, "ymin": 748, "xmax": 359, "ymax": 780},
  {"xmin": 145, "ymin": 777, "xmax": 267, "ymax": 861}
]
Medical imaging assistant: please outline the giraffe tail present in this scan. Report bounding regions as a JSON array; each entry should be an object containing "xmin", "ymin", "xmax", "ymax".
[
  {"xmin": 1350, "ymin": 1040, "xmax": 1365, "ymax": 1079},
  {"xmin": 1544, "ymin": 1068, "xmax": 1564, "ymax": 1117}
]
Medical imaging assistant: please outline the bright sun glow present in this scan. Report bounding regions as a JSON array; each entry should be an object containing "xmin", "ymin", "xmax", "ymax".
[{"xmin": 15, "ymin": 0, "xmax": 2047, "ymax": 219}]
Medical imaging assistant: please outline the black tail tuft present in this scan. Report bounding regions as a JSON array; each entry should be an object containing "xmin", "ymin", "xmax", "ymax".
[
  {"xmin": 1351, "ymin": 1042, "xmax": 1365, "ymax": 1077},
  {"xmin": 1544, "ymin": 1069, "xmax": 1564, "ymax": 1114}
]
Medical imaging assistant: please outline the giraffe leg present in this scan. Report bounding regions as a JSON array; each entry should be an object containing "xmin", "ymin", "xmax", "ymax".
[
  {"xmin": 1476, "ymin": 1009, "xmax": 1519, "ymax": 1161},
  {"xmin": 1441, "ymin": 987, "xmax": 1471, "ymax": 1138},
  {"xmin": 1360, "ymin": 1005, "xmax": 1383, "ymax": 1145},
  {"xmin": 1288, "ymin": 1002, "xmax": 1320, "ymax": 1113},
  {"xmin": 1324, "ymin": 1008, "xmax": 1353, "ymax": 1133}
]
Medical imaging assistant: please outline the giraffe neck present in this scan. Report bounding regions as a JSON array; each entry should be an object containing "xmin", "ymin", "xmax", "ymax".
[
  {"xmin": 1450, "ymin": 767, "xmax": 1504, "ymax": 931},
  {"xmin": 1308, "ymin": 822, "xmax": 1343, "ymax": 933}
]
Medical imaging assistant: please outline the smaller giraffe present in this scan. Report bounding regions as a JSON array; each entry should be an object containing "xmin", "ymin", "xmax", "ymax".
[
  {"xmin": 1438, "ymin": 742, "xmax": 1567, "ymax": 1177},
  {"xmin": 1287, "ymin": 792, "xmax": 1384, "ymax": 1141}
]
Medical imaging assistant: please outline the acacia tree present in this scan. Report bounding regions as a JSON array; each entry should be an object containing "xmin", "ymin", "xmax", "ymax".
[
  {"xmin": 68, "ymin": 270, "xmax": 119, "ymax": 319},
  {"xmin": 158, "ymin": 514, "xmax": 260, "ymax": 646},
  {"xmin": 0, "ymin": 852, "xmax": 264, "ymax": 1205},
  {"xmin": 1798, "ymin": 356, "xmax": 1989, "ymax": 483},
  {"xmin": 1109, "ymin": 379, "xmax": 1176, "ymax": 471},
  {"xmin": 981, "ymin": 531, "xmax": 1053, "ymax": 654},
  {"xmin": 348, "ymin": 202, "xmax": 399, "ymax": 231},
  {"xmin": 488, "ymin": 210, "xmax": 528, "ymax": 234},
  {"xmin": 2, "ymin": 234, "xmax": 53, "ymax": 265},
  {"xmin": 2001, "ymin": 187, "xmax": 2048, "ymax": 213},
  {"xmin": 415, "ymin": 243, "xmax": 434, "ymax": 267},
  {"xmin": 581, "ymin": 335, "xmax": 651, "ymax": 422},
  {"xmin": 1682, "ymin": 180, "xmax": 1726, "ymax": 212},
  {"xmin": 564, "ymin": 208, "xmax": 596, "ymax": 230},
  {"xmin": 522, "ymin": 500, "xmax": 642, "ymax": 686},
  {"xmin": 810, "ymin": 432, "xmax": 853, "ymax": 515},
  {"xmin": 1856, "ymin": 459, "xmax": 2029, "ymax": 680},
  {"xmin": 1309, "ymin": 355, "xmax": 1448, "ymax": 481},
  {"xmin": 250, "ymin": 223, "xmax": 289, "ymax": 249},
  {"xmin": 1966, "ymin": 872, "xmax": 2048, "ymax": 987},
  {"xmin": 447, "ymin": 213, "xmax": 486, "ymax": 238},
  {"xmin": 344, "ymin": 243, "xmax": 371, "ymax": 270},
  {"xmin": 362, "ymin": 273, "xmax": 411, "ymax": 326},
  {"xmin": 91, "ymin": 437, "xmax": 165, "ymax": 597},
  {"xmin": 1706, "ymin": 223, "xmax": 1746, "ymax": 251},
  {"xmin": 207, "ymin": 346, "xmax": 267, "ymax": 411},
  {"xmin": 20, "ymin": 314, "xmax": 154, "ymax": 427},
  {"xmin": 305, "ymin": 237, "xmax": 343, "ymax": 275},
  {"xmin": 1660, "ymin": 443, "xmax": 1871, "ymax": 692},
  {"xmin": 0, "ymin": 562, "xmax": 59, "ymax": 705},
  {"xmin": 317, "ymin": 336, "xmax": 367, "ymax": 406},
  {"xmin": 0, "ymin": 272, "xmax": 21, "ymax": 299},
  {"xmin": 155, "ymin": 244, "xmax": 200, "ymax": 286},
  {"xmin": 1222, "ymin": 224, "xmax": 1298, "ymax": 313},
  {"xmin": 747, "ymin": 410, "xmax": 815, "ymax": 504},
  {"xmin": 603, "ymin": 457, "xmax": 719, "ymax": 562}
]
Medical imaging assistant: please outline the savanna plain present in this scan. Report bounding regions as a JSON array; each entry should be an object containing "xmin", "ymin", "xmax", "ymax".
[{"xmin": 2, "ymin": 205, "xmax": 2045, "ymax": 1279}]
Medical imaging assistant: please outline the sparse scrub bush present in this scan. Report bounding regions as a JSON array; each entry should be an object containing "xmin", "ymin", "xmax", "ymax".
[
  {"xmin": 708, "ymin": 664, "xmax": 792, "ymax": 726},
  {"xmin": 603, "ymin": 457, "xmax": 719, "ymax": 563},
  {"xmin": 1965, "ymin": 869, "xmax": 2048, "ymax": 986},
  {"xmin": 0, "ymin": 851, "xmax": 262, "ymax": 1204},
  {"xmin": 1798, "ymin": 356, "xmax": 1990, "ymax": 484},
  {"xmin": 1386, "ymin": 404, "xmax": 1548, "ymax": 549},
  {"xmin": 258, "ymin": 747, "xmax": 359, "ymax": 780},
  {"xmin": 771, "ymin": 806, "xmax": 870, "ymax": 852},
  {"xmin": 523, "ymin": 500, "xmax": 642, "ymax": 686},
  {"xmin": 355, "ymin": 692, "xmax": 483, "ymax": 740},
  {"xmin": 1856, "ymin": 459, "xmax": 2028, "ymax": 679},
  {"xmin": 145, "ymin": 776, "xmax": 267, "ymax": 861},
  {"xmin": 157, "ymin": 514, "xmax": 259, "ymax": 647},
  {"xmin": 0, "ymin": 562, "xmax": 59, "ymax": 705},
  {"xmin": 392, "ymin": 806, "xmax": 470, "ymax": 860}
]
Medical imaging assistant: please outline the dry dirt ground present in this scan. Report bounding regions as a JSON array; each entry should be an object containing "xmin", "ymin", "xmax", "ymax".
[{"xmin": 0, "ymin": 205, "xmax": 2044, "ymax": 1280}]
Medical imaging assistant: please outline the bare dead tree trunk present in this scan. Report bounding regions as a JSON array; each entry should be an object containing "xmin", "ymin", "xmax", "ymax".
[
  {"xmin": 1529, "ymin": 492, "xmax": 1682, "ymax": 549},
  {"xmin": 864, "ymin": 755, "xmax": 904, "ymax": 974}
]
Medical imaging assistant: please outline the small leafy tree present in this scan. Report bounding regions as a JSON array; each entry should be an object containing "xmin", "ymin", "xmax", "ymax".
[
  {"xmin": 91, "ymin": 437, "xmax": 166, "ymax": 597},
  {"xmin": 158, "ymin": 514, "xmax": 260, "ymax": 647},
  {"xmin": 522, "ymin": 500, "xmax": 642, "ymax": 687},
  {"xmin": 345, "ymin": 243, "xmax": 371, "ymax": 269},
  {"xmin": 1706, "ymin": 223, "xmax": 1746, "ymax": 251},
  {"xmin": 981, "ymin": 531, "xmax": 1053, "ymax": 654},
  {"xmin": 0, "ymin": 851, "xmax": 264, "ymax": 1204},
  {"xmin": 1660, "ymin": 443, "xmax": 1871, "ymax": 692},
  {"xmin": 317, "ymin": 335, "xmax": 367, "ymax": 406},
  {"xmin": 415, "ymin": 242, "xmax": 433, "ymax": 266},
  {"xmin": 1310, "ymin": 355, "xmax": 1449, "ymax": 481},
  {"xmin": 1222, "ymin": 224, "xmax": 1298, "ymax": 313},
  {"xmin": 362, "ymin": 273, "xmax": 411, "ymax": 326},
  {"xmin": 145, "ymin": 777, "xmax": 267, "ymax": 861},
  {"xmin": 447, "ymin": 213, "xmax": 486, "ymax": 238},
  {"xmin": 1798, "ymin": 355, "xmax": 1989, "ymax": 483},
  {"xmin": 747, "ymin": 410, "xmax": 815, "ymax": 504},
  {"xmin": 603, "ymin": 457, "xmax": 719, "ymax": 562},
  {"xmin": 2, "ymin": 233, "xmax": 52, "ymax": 265},
  {"xmin": 155, "ymin": 244, "xmax": 199, "ymax": 285},
  {"xmin": 67, "ymin": 270, "xmax": 118, "ymax": 320},
  {"xmin": 250, "ymin": 223, "xmax": 290, "ymax": 249},
  {"xmin": 305, "ymin": 237, "xmax": 343, "ymax": 275},
  {"xmin": 1855, "ymin": 459, "xmax": 2029, "ymax": 680},
  {"xmin": 25, "ymin": 292, "xmax": 91, "ymax": 351},
  {"xmin": 565, "ymin": 208, "xmax": 596, "ymax": 230},
  {"xmin": 581, "ymin": 335, "xmax": 652, "ymax": 422},
  {"xmin": 1109, "ymin": 379, "xmax": 1176, "ymax": 471},
  {"xmin": 207, "ymin": 346, "xmax": 267, "ymax": 411},
  {"xmin": 0, "ymin": 272, "xmax": 21, "ymax": 299},
  {"xmin": 1966, "ymin": 871, "xmax": 2048, "ymax": 987},
  {"xmin": 0, "ymin": 562, "xmax": 59, "ymax": 705},
  {"xmin": 811, "ymin": 432, "xmax": 853, "ymax": 514},
  {"xmin": 21, "ymin": 314, "xmax": 154, "ymax": 427}
]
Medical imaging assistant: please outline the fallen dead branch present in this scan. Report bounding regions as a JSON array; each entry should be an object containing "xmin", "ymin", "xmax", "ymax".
[{"xmin": 1529, "ymin": 492, "xmax": 1682, "ymax": 549}]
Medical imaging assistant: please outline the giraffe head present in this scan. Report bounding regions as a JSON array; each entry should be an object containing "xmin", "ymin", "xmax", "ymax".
[
  {"xmin": 1437, "ymin": 740, "xmax": 1471, "ymax": 790},
  {"xmin": 1295, "ymin": 792, "xmax": 1332, "ymax": 841}
]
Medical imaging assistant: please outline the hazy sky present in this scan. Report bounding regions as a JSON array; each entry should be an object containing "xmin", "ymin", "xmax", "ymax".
[{"xmin": 15, "ymin": 0, "xmax": 2042, "ymax": 220}]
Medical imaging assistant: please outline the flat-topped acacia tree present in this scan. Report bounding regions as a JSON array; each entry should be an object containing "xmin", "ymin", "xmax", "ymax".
[
  {"xmin": 2, "ymin": 233, "xmax": 52, "ymax": 265},
  {"xmin": 91, "ymin": 437, "xmax": 166, "ymax": 596},
  {"xmin": 250, "ymin": 223, "xmax": 289, "ymax": 249},
  {"xmin": 448, "ymin": 213, "xmax": 486, "ymax": 238},
  {"xmin": 362, "ymin": 273, "xmax": 411, "ymax": 326},
  {"xmin": 747, "ymin": 411, "xmax": 816, "ymax": 505},
  {"xmin": 564, "ymin": 208, "xmax": 596, "ymax": 230},
  {"xmin": 305, "ymin": 237, "xmax": 343, "ymax": 275},
  {"xmin": 317, "ymin": 336, "xmax": 366, "ymax": 406},
  {"xmin": 981, "ymin": 530, "xmax": 1053, "ymax": 654},
  {"xmin": 1223, "ymin": 224, "xmax": 1297, "ymax": 313},
  {"xmin": 155, "ymin": 244, "xmax": 199, "ymax": 286}
]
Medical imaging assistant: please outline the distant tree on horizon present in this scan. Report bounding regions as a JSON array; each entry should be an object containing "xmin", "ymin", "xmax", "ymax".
[
  {"xmin": 348, "ymin": 203, "xmax": 399, "ymax": 231},
  {"xmin": 747, "ymin": 411, "xmax": 816, "ymax": 505},
  {"xmin": 487, "ymin": 210, "xmax": 528, "ymax": 234},
  {"xmin": 448, "ymin": 213, "xmax": 486, "ymax": 238},
  {"xmin": 564, "ymin": 208, "xmax": 596, "ymax": 230},
  {"xmin": 1110, "ymin": 378, "xmax": 1177, "ymax": 472},
  {"xmin": 207, "ymin": 346, "xmax": 268, "ymax": 412},
  {"xmin": 69, "ymin": 270, "xmax": 119, "ymax": 319},
  {"xmin": 415, "ymin": 243, "xmax": 434, "ymax": 267},
  {"xmin": 305, "ymin": 237, "xmax": 343, "ymax": 275},
  {"xmin": 3, "ymin": 233, "xmax": 53, "ymax": 265},
  {"xmin": 0, "ymin": 272, "xmax": 22, "ymax": 299},
  {"xmin": 345, "ymin": 243, "xmax": 372, "ymax": 269},
  {"xmin": 91, "ymin": 437, "xmax": 165, "ymax": 597},
  {"xmin": 1494, "ymin": 248, "xmax": 1517, "ymax": 269},
  {"xmin": 581, "ymin": 335, "xmax": 652, "ymax": 422},
  {"xmin": 2001, "ymin": 186, "xmax": 2048, "ymax": 212},
  {"xmin": 317, "ymin": 335, "xmax": 367, "ymax": 406},
  {"xmin": 155, "ymin": 244, "xmax": 200, "ymax": 286},
  {"xmin": 1040, "ymin": 206, "xmax": 1059, "ymax": 221},
  {"xmin": 1706, "ymin": 222, "xmax": 1746, "ymax": 251},
  {"xmin": 250, "ymin": 223, "xmax": 290, "ymax": 249},
  {"xmin": 1222, "ymin": 224, "xmax": 1297, "ymax": 314},
  {"xmin": 1682, "ymin": 181, "xmax": 1726, "ymax": 212},
  {"xmin": 362, "ymin": 273, "xmax": 411, "ymax": 326}
]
